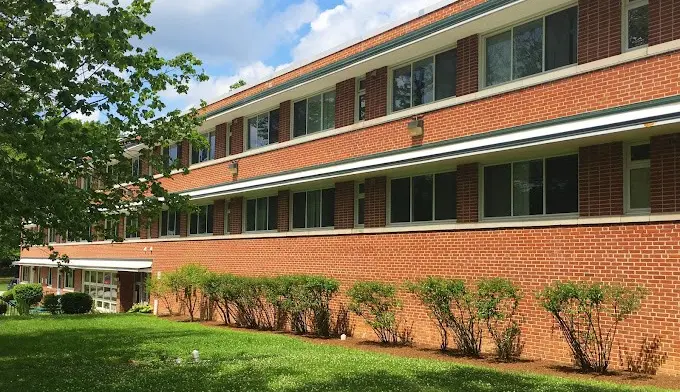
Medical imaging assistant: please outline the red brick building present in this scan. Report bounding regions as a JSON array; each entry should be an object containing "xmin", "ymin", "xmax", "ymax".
[{"xmin": 18, "ymin": 0, "xmax": 680, "ymax": 374}]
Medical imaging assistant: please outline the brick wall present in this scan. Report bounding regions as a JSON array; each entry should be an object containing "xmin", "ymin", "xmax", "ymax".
[
  {"xmin": 455, "ymin": 35, "xmax": 479, "ymax": 97},
  {"xmin": 277, "ymin": 191, "xmax": 290, "ymax": 232},
  {"xmin": 334, "ymin": 181, "xmax": 355, "ymax": 229},
  {"xmin": 651, "ymin": 133, "xmax": 680, "ymax": 213},
  {"xmin": 74, "ymin": 269, "xmax": 82, "ymax": 292},
  {"xmin": 150, "ymin": 216, "xmax": 159, "ymax": 239},
  {"xmin": 179, "ymin": 212, "xmax": 188, "ymax": 237},
  {"xmin": 215, "ymin": 123, "xmax": 228, "ymax": 159},
  {"xmin": 230, "ymin": 117, "xmax": 244, "ymax": 155},
  {"xmin": 579, "ymin": 142, "xmax": 624, "ymax": 216},
  {"xmin": 228, "ymin": 198, "xmax": 243, "ymax": 234},
  {"xmin": 180, "ymin": 140, "xmax": 190, "ymax": 167},
  {"xmin": 213, "ymin": 200, "xmax": 225, "ymax": 235},
  {"xmin": 650, "ymin": 0, "xmax": 680, "ymax": 45},
  {"xmin": 456, "ymin": 163, "xmax": 479, "ymax": 223},
  {"xmin": 578, "ymin": 0, "xmax": 621, "ymax": 64},
  {"xmin": 335, "ymin": 78, "xmax": 356, "ymax": 128},
  {"xmin": 365, "ymin": 67, "xmax": 388, "ymax": 120},
  {"xmin": 118, "ymin": 271, "xmax": 134, "ymax": 312},
  {"xmin": 279, "ymin": 101, "xmax": 291, "ymax": 144},
  {"xmin": 364, "ymin": 176, "xmax": 386, "ymax": 228}
]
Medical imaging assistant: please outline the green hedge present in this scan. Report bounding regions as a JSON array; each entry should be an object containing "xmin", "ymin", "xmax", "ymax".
[
  {"xmin": 61, "ymin": 292, "xmax": 93, "ymax": 314},
  {"xmin": 13, "ymin": 284, "xmax": 43, "ymax": 315}
]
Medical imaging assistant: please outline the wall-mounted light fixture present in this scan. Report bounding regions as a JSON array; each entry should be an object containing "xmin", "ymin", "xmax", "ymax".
[
  {"xmin": 407, "ymin": 117, "xmax": 424, "ymax": 137},
  {"xmin": 228, "ymin": 160, "xmax": 238, "ymax": 175}
]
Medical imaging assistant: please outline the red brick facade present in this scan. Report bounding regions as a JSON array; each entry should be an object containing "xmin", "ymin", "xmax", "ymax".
[
  {"xmin": 228, "ymin": 198, "xmax": 243, "ymax": 235},
  {"xmin": 455, "ymin": 35, "xmax": 479, "ymax": 97},
  {"xmin": 213, "ymin": 200, "xmax": 225, "ymax": 236},
  {"xmin": 364, "ymin": 177, "xmax": 386, "ymax": 228},
  {"xmin": 277, "ymin": 190, "xmax": 290, "ymax": 232},
  {"xmin": 579, "ymin": 142, "xmax": 624, "ymax": 217},
  {"xmin": 650, "ymin": 0, "xmax": 680, "ymax": 45},
  {"xmin": 577, "ymin": 0, "xmax": 621, "ymax": 64},
  {"xmin": 334, "ymin": 181, "xmax": 355, "ymax": 229},
  {"xmin": 335, "ymin": 78, "xmax": 356, "ymax": 128},
  {"xmin": 365, "ymin": 67, "xmax": 388, "ymax": 120},
  {"xmin": 230, "ymin": 117, "xmax": 244, "ymax": 156},
  {"xmin": 215, "ymin": 123, "xmax": 228, "ymax": 159},
  {"xmin": 651, "ymin": 133, "xmax": 680, "ymax": 213},
  {"xmin": 278, "ymin": 101, "xmax": 291, "ymax": 144},
  {"xmin": 456, "ymin": 163, "xmax": 479, "ymax": 223}
]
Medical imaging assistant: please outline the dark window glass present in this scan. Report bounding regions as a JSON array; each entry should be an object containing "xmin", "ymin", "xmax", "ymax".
[
  {"xmin": 292, "ymin": 192, "xmax": 306, "ymax": 229},
  {"xmin": 293, "ymin": 100, "xmax": 307, "ymax": 137},
  {"xmin": 358, "ymin": 94, "xmax": 366, "ymax": 121},
  {"xmin": 513, "ymin": 160, "xmax": 544, "ymax": 216},
  {"xmin": 190, "ymin": 211, "xmax": 198, "ymax": 234},
  {"xmin": 484, "ymin": 164, "xmax": 511, "ymax": 217},
  {"xmin": 206, "ymin": 205, "xmax": 214, "ymax": 234},
  {"xmin": 435, "ymin": 172, "xmax": 456, "ymax": 220},
  {"xmin": 435, "ymin": 49, "xmax": 457, "ymax": 100},
  {"xmin": 269, "ymin": 109, "xmax": 279, "ymax": 145},
  {"xmin": 173, "ymin": 212, "xmax": 180, "ymax": 235},
  {"xmin": 392, "ymin": 65, "xmax": 412, "ymax": 111},
  {"xmin": 161, "ymin": 211, "xmax": 169, "ymax": 236},
  {"xmin": 246, "ymin": 199, "xmax": 257, "ymax": 232},
  {"xmin": 486, "ymin": 31, "xmax": 512, "ymax": 86},
  {"xmin": 307, "ymin": 190, "xmax": 321, "ymax": 228},
  {"xmin": 412, "ymin": 57, "xmax": 434, "ymax": 107},
  {"xmin": 412, "ymin": 175, "xmax": 433, "ymax": 222},
  {"xmin": 513, "ymin": 18, "xmax": 543, "ymax": 79},
  {"xmin": 357, "ymin": 198, "xmax": 365, "ymax": 225},
  {"xmin": 268, "ymin": 196, "xmax": 278, "ymax": 230},
  {"xmin": 545, "ymin": 7, "xmax": 578, "ymax": 71},
  {"xmin": 322, "ymin": 92, "xmax": 335, "ymax": 130},
  {"xmin": 321, "ymin": 189, "xmax": 335, "ymax": 227},
  {"xmin": 546, "ymin": 155, "xmax": 579, "ymax": 214},
  {"xmin": 307, "ymin": 95, "xmax": 322, "ymax": 134},
  {"xmin": 198, "ymin": 207, "xmax": 207, "ymax": 234},
  {"xmin": 628, "ymin": 4, "xmax": 649, "ymax": 49},
  {"xmin": 391, "ymin": 178, "xmax": 411, "ymax": 223},
  {"xmin": 631, "ymin": 144, "xmax": 650, "ymax": 161},
  {"xmin": 256, "ymin": 197, "xmax": 267, "ymax": 231}
]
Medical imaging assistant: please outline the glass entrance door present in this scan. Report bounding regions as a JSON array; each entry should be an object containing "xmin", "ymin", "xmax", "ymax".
[{"xmin": 82, "ymin": 270, "xmax": 118, "ymax": 312}]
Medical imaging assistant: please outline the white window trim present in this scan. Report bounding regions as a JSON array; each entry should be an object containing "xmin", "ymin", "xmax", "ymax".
[
  {"xmin": 356, "ymin": 77, "xmax": 366, "ymax": 123},
  {"xmin": 622, "ymin": 0, "xmax": 650, "ymax": 53},
  {"xmin": 83, "ymin": 270, "xmax": 118, "ymax": 313},
  {"xmin": 243, "ymin": 195, "xmax": 278, "ymax": 233},
  {"xmin": 189, "ymin": 204, "xmax": 214, "ymax": 236},
  {"xmin": 479, "ymin": 3, "xmax": 578, "ymax": 89},
  {"xmin": 479, "ymin": 152, "xmax": 580, "ymax": 221},
  {"xmin": 355, "ymin": 181, "xmax": 365, "ymax": 228},
  {"xmin": 159, "ymin": 210, "xmax": 181, "ymax": 238},
  {"xmin": 386, "ymin": 170, "xmax": 458, "ymax": 226},
  {"xmin": 624, "ymin": 141, "xmax": 651, "ymax": 214},
  {"xmin": 245, "ymin": 109, "xmax": 279, "ymax": 151},
  {"xmin": 190, "ymin": 130, "xmax": 216, "ymax": 165},
  {"xmin": 46, "ymin": 267, "xmax": 53, "ymax": 287},
  {"xmin": 125, "ymin": 215, "xmax": 140, "ymax": 239},
  {"xmin": 290, "ymin": 187, "xmax": 335, "ymax": 230},
  {"xmin": 292, "ymin": 88, "xmax": 336, "ymax": 138},
  {"xmin": 388, "ymin": 45, "xmax": 457, "ymax": 114},
  {"xmin": 62, "ymin": 269, "xmax": 75, "ymax": 290}
]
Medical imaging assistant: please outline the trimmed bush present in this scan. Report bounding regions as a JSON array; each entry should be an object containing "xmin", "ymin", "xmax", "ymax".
[
  {"xmin": 147, "ymin": 274, "xmax": 173, "ymax": 315},
  {"xmin": 538, "ymin": 281, "xmax": 647, "ymax": 373},
  {"xmin": 13, "ymin": 283, "xmax": 43, "ymax": 315},
  {"xmin": 169, "ymin": 264, "xmax": 208, "ymax": 322},
  {"xmin": 477, "ymin": 278, "xmax": 523, "ymax": 361},
  {"xmin": 406, "ymin": 277, "xmax": 458, "ymax": 351},
  {"xmin": 348, "ymin": 281, "xmax": 408, "ymax": 344},
  {"xmin": 0, "ymin": 301, "xmax": 7, "ymax": 315},
  {"xmin": 1, "ymin": 289, "xmax": 14, "ymax": 302},
  {"xmin": 61, "ymin": 292, "xmax": 93, "ymax": 314},
  {"xmin": 127, "ymin": 302, "xmax": 153, "ymax": 314},
  {"xmin": 43, "ymin": 294, "xmax": 62, "ymax": 315}
]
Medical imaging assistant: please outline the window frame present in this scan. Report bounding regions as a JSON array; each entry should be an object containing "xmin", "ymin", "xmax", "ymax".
[
  {"xmin": 190, "ymin": 130, "xmax": 216, "ymax": 165},
  {"xmin": 163, "ymin": 143, "xmax": 182, "ymax": 167},
  {"xmin": 131, "ymin": 156, "xmax": 141, "ymax": 178},
  {"xmin": 388, "ymin": 45, "xmax": 458, "ymax": 114},
  {"xmin": 246, "ymin": 108, "xmax": 280, "ymax": 150},
  {"xmin": 356, "ymin": 77, "xmax": 366, "ymax": 122},
  {"xmin": 479, "ymin": 3, "xmax": 579, "ymax": 89},
  {"xmin": 83, "ymin": 270, "xmax": 118, "ymax": 313},
  {"xmin": 46, "ymin": 267, "xmax": 53, "ymax": 287},
  {"xmin": 292, "ymin": 88, "xmax": 337, "ymax": 138},
  {"xmin": 189, "ymin": 204, "xmax": 214, "ymax": 236},
  {"xmin": 244, "ymin": 195, "xmax": 278, "ymax": 232},
  {"xmin": 624, "ymin": 141, "xmax": 651, "ymax": 214},
  {"xmin": 479, "ymin": 152, "xmax": 580, "ymax": 221},
  {"xmin": 355, "ymin": 181, "xmax": 365, "ymax": 227},
  {"xmin": 21, "ymin": 266, "xmax": 32, "ymax": 283},
  {"xmin": 124, "ymin": 215, "xmax": 140, "ymax": 239},
  {"xmin": 386, "ymin": 170, "xmax": 458, "ymax": 226},
  {"xmin": 62, "ymin": 268, "xmax": 74, "ymax": 290},
  {"xmin": 160, "ymin": 209, "xmax": 181, "ymax": 237},
  {"xmin": 622, "ymin": 0, "xmax": 649, "ymax": 52},
  {"xmin": 290, "ymin": 187, "xmax": 336, "ymax": 230}
]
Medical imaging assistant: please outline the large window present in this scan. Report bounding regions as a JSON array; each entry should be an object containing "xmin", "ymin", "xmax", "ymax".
[
  {"xmin": 390, "ymin": 172, "xmax": 457, "ymax": 224},
  {"xmin": 483, "ymin": 154, "xmax": 578, "ymax": 218},
  {"xmin": 247, "ymin": 109, "xmax": 279, "ymax": 149},
  {"xmin": 357, "ymin": 78, "xmax": 366, "ymax": 121},
  {"xmin": 191, "ymin": 131, "xmax": 216, "ymax": 164},
  {"xmin": 484, "ymin": 6, "xmax": 577, "ymax": 87},
  {"xmin": 392, "ymin": 48, "xmax": 457, "ymax": 112},
  {"xmin": 60, "ymin": 268, "xmax": 74, "ymax": 289},
  {"xmin": 47, "ymin": 229, "xmax": 57, "ymax": 243},
  {"xmin": 21, "ymin": 266, "xmax": 31, "ymax": 282},
  {"xmin": 160, "ymin": 210, "xmax": 181, "ymax": 237},
  {"xmin": 125, "ymin": 216, "xmax": 139, "ymax": 239},
  {"xmin": 131, "ymin": 157, "xmax": 140, "ymax": 178},
  {"xmin": 626, "ymin": 143, "xmax": 650, "ymax": 211},
  {"xmin": 245, "ymin": 196, "xmax": 278, "ymax": 232},
  {"xmin": 356, "ymin": 182, "xmax": 365, "ymax": 226},
  {"xmin": 624, "ymin": 0, "xmax": 649, "ymax": 51},
  {"xmin": 190, "ymin": 205, "xmax": 214, "ymax": 235},
  {"xmin": 292, "ymin": 188, "xmax": 335, "ymax": 229},
  {"xmin": 163, "ymin": 143, "xmax": 182, "ymax": 167},
  {"xmin": 293, "ymin": 91, "xmax": 336, "ymax": 137},
  {"xmin": 83, "ymin": 270, "xmax": 118, "ymax": 313},
  {"xmin": 46, "ymin": 268, "xmax": 52, "ymax": 287}
]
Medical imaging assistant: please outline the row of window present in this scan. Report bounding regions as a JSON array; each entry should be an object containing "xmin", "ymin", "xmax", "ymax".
[{"xmin": 20, "ymin": 266, "xmax": 74, "ymax": 288}]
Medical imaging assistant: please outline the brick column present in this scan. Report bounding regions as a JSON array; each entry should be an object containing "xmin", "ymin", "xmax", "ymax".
[
  {"xmin": 228, "ymin": 197, "xmax": 243, "ymax": 234},
  {"xmin": 230, "ymin": 117, "xmax": 244, "ymax": 155},
  {"xmin": 179, "ymin": 212, "xmax": 188, "ymax": 237},
  {"xmin": 364, "ymin": 176, "xmax": 386, "ymax": 228},
  {"xmin": 334, "ymin": 181, "xmax": 355, "ymax": 229},
  {"xmin": 279, "ymin": 101, "xmax": 291, "ymax": 143},
  {"xmin": 117, "ymin": 271, "xmax": 134, "ymax": 312},
  {"xmin": 74, "ymin": 270, "xmax": 83, "ymax": 292},
  {"xmin": 215, "ymin": 123, "xmax": 228, "ymax": 159},
  {"xmin": 456, "ymin": 35, "xmax": 479, "ymax": 97},
  {"xmin": 140, "ymin": 156, "xmax": 149, "ymax": 177},
  {"xmin": 335, "ymin": 78, "xmax": 356, "ymax": 128},
  {"xmin": 117, "ymin": 215, "xmax": 125, "ymax": 238},
  {"xmin": 365, "ymin": 67, "xmax": 387, "ymax": 120},
  {"xmin": 651, "ymin": 133, "xmax": 680, "ymax": 213},
  {"xmin": 140, "ymin": 215, "xmax": 149, "ymax": 240},
  {"xmin": 577, "ymin": 0, "xmax": 621, "ymax": 64},
  {"xmin": 180, "ymin": 140, "xmax": 190, "ymax": 167},
  {"xmin": 456, "ymin": 163, "xmax": 479, "ymax": 223},
  {"xmin": 649, "ymin": 0, "xmax": 680, "ymax": 46},
  {"xmin": 152, "ymin": 146, "xmax": 161, "ymax": 174},
  {"xmin": 579, "ymin": 142, "xmax": 624, "ymax": 216},
  {"xmin": 150, "ymin": 215, "xmax": 159, "ymax": 239},
  {"xmin": 213, "ymin": 199, "xmax": 225, "ymax": 235},
  {"xmin": 277, "ymin": 190, "xmax": 290, "ymax": 232}
]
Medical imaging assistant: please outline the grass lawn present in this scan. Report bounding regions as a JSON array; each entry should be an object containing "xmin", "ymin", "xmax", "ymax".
[
  {"xmin": 0, "ymin": 315, "xmax": 671, "ymax": 392},
  {"xmin": 0, "ymin": 276, "xmax": 11, "ymax": 288}
]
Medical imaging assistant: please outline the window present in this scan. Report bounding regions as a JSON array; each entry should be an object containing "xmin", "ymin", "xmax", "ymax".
[
  {"xmin": 392, "ymin": 48, "xmax": 457, "ymax": 112},
  {"xmin": 47, "ymin": 229, "xmax": 57, "ymax": 243},
  {"xmin": 190, "ymin": 205, "xmax": 214, "ymax": 235},
  {"xmin": 292, "ymin": 188, "xmax": 335, "ymax": 229},
  {"xmin": 125, "ymin": 216, "xmax": 139, "ymax": 239},
  {"xmin": 247, "ymin": 110, "xmax": 279, "ymax": 149},
  {"xmin": 163, "ymin": 143, "xmax": 182, "ymax": 167},
  {"xmin": 225, "ymin": 204, "xmax": 231, "ymax": 235},
  {"xmin": 21, "ymin": 266, "xmax": 31, "ymax": 283},
  {"xmin": 81, "ymin": 176, "xmax": 91, "ymax": 191},
  {"xmin": 83, "ymin": 270, "xmax": 118, "ymax": 312},
  {"xmin": 356, "ymin": 182, "xmax": 365, "ymax": 226},
  {"xmin": 46, "ymin": 268, "xmax": 52, "ymax": 287},
  {"xmin": 626, "ymin": 143, "xmax": 650, "ymax": 211},
  {"xmin": 131, "ymin": 157, "xmax": 140, "ymax": 178},
  {"xmin": 624, "ymin": 0, "xmax": 649, "ymax": 50},
  {"xmin": 106, "ymin": 218, "xmax": 120, "ymax": 238},
  {"xmin": 357, "ymin": 78, "xmax": 366, "ymax": 121},
  {"xmin": 483, "ymin": 154, "xmax": 578, "ymax": 218},
  {"xmin": 245, "ymin": 196, "xmax": 278, "ymax": 232},
  {"xmin": 484, "ymin": 6, "xmax": 577, "ymax": 87},
  {"xmin": 390, "ymin": 172, "xmax": 456, "ymax": 224},
  {"xmin": 62, "ymin": 269, "xmax": 74, "ymax": 289},
  {"xmin": 293, "ymin": 91, "xmax": 336, "ymax": 137},
  {"xmin": 191, "ymin": 131, "xmax": 216, "ymax": 164},
  {"xmin": 160, "ymin": 210, "xmax": 181, "ymax": 236}
]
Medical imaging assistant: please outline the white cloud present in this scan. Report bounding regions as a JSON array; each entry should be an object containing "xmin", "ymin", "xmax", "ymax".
[{"xmin": 69, "ymin": 109, "xmax": 102, "ymax": 123}]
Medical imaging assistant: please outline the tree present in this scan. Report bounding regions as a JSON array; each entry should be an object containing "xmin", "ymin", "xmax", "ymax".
[
  {"xmin": 0, "ymin": 0, "xmax": 209, "ymax": 256},
  {"xmin": 229, "ymin": 79, "xmax": 246, "ymax": 91}
]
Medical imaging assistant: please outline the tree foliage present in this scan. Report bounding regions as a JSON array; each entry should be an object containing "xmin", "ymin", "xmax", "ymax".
[{"xmin": 1, "ymin": 0, "xmax": 209, "ymax": 255}]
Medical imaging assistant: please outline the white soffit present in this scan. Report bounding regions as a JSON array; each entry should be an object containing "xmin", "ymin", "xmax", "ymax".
[{"xmin": 15, "ymin": 258, "xmax": 152, "ymax": 272}]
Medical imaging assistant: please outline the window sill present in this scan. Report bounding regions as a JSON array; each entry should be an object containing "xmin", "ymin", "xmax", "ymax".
[{"xmin": 188, "ymin": 233, "xmax": 214, "ymax": 237}]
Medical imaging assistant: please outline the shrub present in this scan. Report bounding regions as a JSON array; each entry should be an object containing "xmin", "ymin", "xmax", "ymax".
[
  {"xmin": 538, "ymin": 281, "xmax": 647, "ymax": 373},
  {"xmin": 406, "ymin": 277, "xmax": 457, "ymax": 351},
  {"xmin": 171, "ymin": 264, "xmax": 209, "ymax": 322},
  {"xmin": 127, "ymin": 302, "xmax": 153, "ymax": 314},
  {"xmin": 43, "ymin": 294, "xmax": 62, "ymax": 315},
  {"xmin": 0, "ymin": 301, "xmax": 7, "ymax": 315},
  {"xmin": 348, "ymin": 281, "xmax": 407, "ymax": 344},
  {"xmin": 61, "ymin": 292, "xmax": 93, "ymax": 314},
  {"xmin": 147, "ymin": 275, "xmax": 173, "ymax": 315},
  {"xmin": 305, "ymin": 276, "xmax": 340, "ymax": 337},
  {"xmin": 202, "ymin": 273, "xmax": 242, "ymax": 325},
  {"xmin": 13, "ymin": 283, "xmax": 43, "ymax": 315},
  {"xmin": 1, "ymin": 289, "xmax": 14, "ymax": 302},
  {"xmin": 477, "ymin": 278, "xmax": 523, "ymax": 361},
  {"xmin": 232, "ymin": 276, "xmax": 265, "ymax": 329}
]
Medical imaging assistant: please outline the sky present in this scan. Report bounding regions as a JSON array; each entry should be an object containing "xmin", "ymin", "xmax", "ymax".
[{"xmin": 141, "ymin": 0, "xmax": 450, "ymax": 114}]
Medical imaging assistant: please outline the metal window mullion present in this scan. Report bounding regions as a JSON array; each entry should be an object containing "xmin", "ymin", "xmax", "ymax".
[
  {"xmin": 410, "ymin": 63, "xmax": 414, "ymax": 109},
  {"xmin": 410, "ymin": 177, "xmax": 414, "ymax": 223},
  {"xmin": 431, "ymin": 174, "xmax": 436, "ymax": 222},
  {"xmin": 510, "ymin": 27, "xmax": 515, "ymax": 81},
  {"xmin": 543, "ymin": 158, "xmax": 547, "ymax": 215},
  {"xmin": 510, "ymin": 163, "xmax": 514, "ymax": 217},
  {"xmin": 542, "ymin": 16, "xmax": 547, "ymax": 73},
  {"xmin": 432, "ymin": 55, "xmax": 437, "ymax": 101}
]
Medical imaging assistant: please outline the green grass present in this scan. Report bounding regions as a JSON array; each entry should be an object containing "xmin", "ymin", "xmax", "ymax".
[
  {"xmin": 0, "ymin": 315, "xmax": 669, "ymax": 392},
  {"xmin": 0, "ymin": 276, "xmax": 11, "ymax": 288}
]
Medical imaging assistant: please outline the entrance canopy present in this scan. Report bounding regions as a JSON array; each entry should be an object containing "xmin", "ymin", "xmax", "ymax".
[{"xmin": 14, "ymin": 258, "xmax": 152, "ymax": 273}]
